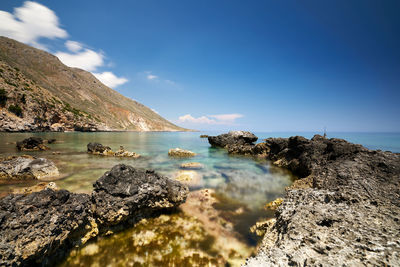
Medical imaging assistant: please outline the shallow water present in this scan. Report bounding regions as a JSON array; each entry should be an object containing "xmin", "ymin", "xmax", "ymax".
[
  {"xmin": 1, "ymin": 131, "xmax": 397, "ymax": 266},
  {"xmin": 0, "ymin": 132, "xmax": 295, "ymax": 266}
]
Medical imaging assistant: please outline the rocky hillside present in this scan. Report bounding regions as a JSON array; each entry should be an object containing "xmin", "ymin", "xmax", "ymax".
[{"xmin": 0, "ymin": 36, "xmax": 186, "ymax": 132}]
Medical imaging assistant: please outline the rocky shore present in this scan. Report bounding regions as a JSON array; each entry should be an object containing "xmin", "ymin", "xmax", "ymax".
[
  {"xmin": 0, "ymin": 164, "xmax": 188, "ymax": 266},
  {"xmin": 208, "ymin": 131, "xmax": 400, "ymax": 266}
]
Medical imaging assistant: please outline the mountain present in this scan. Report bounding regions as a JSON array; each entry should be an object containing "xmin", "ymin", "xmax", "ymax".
[{"xmin": 0, "ymin": 36, "xmax": 187, "ymax": 132}]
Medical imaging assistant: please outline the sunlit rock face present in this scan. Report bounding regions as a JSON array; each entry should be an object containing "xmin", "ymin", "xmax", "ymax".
[
  {"xmin": 0, "ymin": 155, "xmax": 59, "ymax": 180},
  {"xmin": 92, "ymin": 164, "xmax": 188, "ymax": 228}
]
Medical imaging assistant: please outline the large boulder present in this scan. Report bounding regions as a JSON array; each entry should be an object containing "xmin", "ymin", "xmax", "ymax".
[
  {"xmin": 0, "ymin": 189, "xmax": 94, "ymax": 266},
  {"xmin": 87, "ymin": 143, "xmax": 140, "ymax": 158},
  {"xmin": 0, "ymin": 155, "xmax": 59, "ymax": 180},
  {"xmin": 208, "ymin": 131, "xmax": 258, "ymax": 149},
  {"xmin": 92, "ymin": 164, "xmax": 188, "ymax": 228},
  {"xmin": 16, "ymin": 137, "xmax": 49, "ymax": 151}
]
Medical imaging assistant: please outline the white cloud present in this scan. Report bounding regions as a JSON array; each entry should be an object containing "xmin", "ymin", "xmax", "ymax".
[
  {"xmin": 147, "ymin": 74, "xmax": 158, "ymax": 80},
  {"xmin": 165, "ymin": 79, "xmax": 175, "ymax": 85},
  {"xmin": 0, "ymin": 1, "xmax": 67, "ymax": 47},
  {"xmin": 55, "ymin": 49, "xmax": 104, "ymax": 72},
  {"xmin": 178, "ymin": 113, "xmax": 244, "ymax": 125},
  {"xmin": 209, "ymin": 113, "xmax": 244, "ymax": 123},
  {"xmin": 65, "ymin": 40, "xmax": 83, "ymax": 52},
  {"xmin": 93, "ymin": 71, "xmax": 128, "ymax": 88}
]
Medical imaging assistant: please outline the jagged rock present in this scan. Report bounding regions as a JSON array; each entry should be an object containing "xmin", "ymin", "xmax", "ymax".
[
  {"xmin": 16, "ymin": 137, "xmax": 49, "ymax": 151},
  {"xmin": 0, "ymin": 165, "xmax": 189, "ymax": 266},
  {"xmin": 0, "ymin": 189, "xmax": 94, "ymax": 266},
  {"xmin": 87, "ymin": 142, "xmax": 112, "ymax": 154},
  {"xmin": 212, "ymin": 133, "xmax": 400, "ymax": 266},
  {"xmin": 0, "ymin": 155, "xmax": 59, "ymax": 180},
  {"xmin": 92, "ymin": 164, "xmax": 188, "ymax": 228},
  {"xmin": 87, "ymin": 143, "xmax": 140, "ymax": 158},
  {"xmin": 168, "ymin": 148, "xmax": 196, "ymax": 157},
  {"xmin": 200, "ymin": 134, "xmax": 209, "ymax": 138},
  {"xmin": 208, "ymin": 131, "xmax": 257, "ymax": 151},
  {"xmin": 180, "ymin": 162, "xmax": 203, "ymax": 169}
]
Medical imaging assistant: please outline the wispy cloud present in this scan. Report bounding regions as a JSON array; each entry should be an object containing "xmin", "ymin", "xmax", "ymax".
[
  {"xmin": 0, "ymin": 1, "xmax": 67, "ymax": 49},
  {"xmin": 93, "ymin": 71, "xmax": 128, "ymax": 88},
  {"xmin": 65, "ymin": 40, "xmax": 83, "ymax": 52},
  {"xmin": 55, "ymin": 47, "xmax": 104, "ymax": 72},
  {"xmin": 0, "ymin": 1, "xmax": 128, "ymax": 88},
  {"xmin": 147, "ymin": 74, "xmax": 158, "ymax": 80},
  {"xmin": 178, "ymin": 113, "xmax": 244, "ymax": 125}
]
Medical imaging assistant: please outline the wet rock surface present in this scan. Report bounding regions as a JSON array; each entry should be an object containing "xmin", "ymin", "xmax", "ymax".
[
  {"xmin": 209, "ymin": 132, "xmax": 400, "ymax": 266},
  {"xmin": 0, "ymin": 164, "xmax": 188, "ymax": 266},
  {"xmin": 0, "ymin": 155, "xmax": 59, "ymax": 180},
  {"xmin": 16, "ymin": 137, "xmax": 49, "ymax": 151}
]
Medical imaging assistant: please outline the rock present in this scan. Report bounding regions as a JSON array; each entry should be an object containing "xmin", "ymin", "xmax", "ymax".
[
  {"xmin": 87, "ymin": 143, "xmax": 140, "ymax": 158},
  {"xmin": 0, "ymin": 164, "xmax": 189, "ymax": 266},
  {"xmin": 180, "ymin": 162, "xmax": 203, "ymax": 169},
  {"xmin": 0, "ymin": 155, "xmax": 59, "ymax": 180},
  {"xmin": 200, "ymin": 134, "xmax": 209, "ymax": 138},
  {"xmin": 264, "ymin": 198, "xmax": 283, "ymax": 211},
  {"xmin": 16, "ymin": 137, "xmax": 49, "ymax": 151},
  {"xmin": 224, "ymin": 135, "xmax": 400, "ymax": 266},
  {"xmin": 47, "ymin": 138, "xmax": 57, "ymax": 144},
  {"xmin": 168, "ymin": 148, "xmax": 196, "ymax": 157},
  {"xmin": 0, "ymin": 189, "xmax": 94, "ymax": 266},
  {"xmin": 87, "ymin": 142, "xmax": 112, "ymax": 154},
  {"xmin": 174, "ymin": 170, "xmax": 202, "ymax": 187},
  {"xmin": 208, "ymin": 131, "xmax": 258, "ymax": 152},
  {"xmin": 12, "ymin": 182, "xmax": 58, "ymax": 195},
  {"xmin": 114, "ymin": 146, "xmax": 140, "ymax": 158},
  {"xmin": 92, "ymin": 164, "xmax": 188, "ymax": 228}
]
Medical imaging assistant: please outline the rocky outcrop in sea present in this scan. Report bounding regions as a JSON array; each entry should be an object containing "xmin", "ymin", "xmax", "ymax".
[
  {"xmin": 16, "ymin": 137, "xmax": 49, "ymax": 151},
  {"xmin": 208, "ymin": 132, "xmax": 400, "ymax": 266},
  {"xmin": 0, "ymin": 155, "xmax": 59, "ymax": 180},
  {"xmin": 87, "ymin": 143, "xmax": 140, "ymax": 158},
  {"xmin": 0, "ymin": 164, "xmax": 188, "ymax": 266}
]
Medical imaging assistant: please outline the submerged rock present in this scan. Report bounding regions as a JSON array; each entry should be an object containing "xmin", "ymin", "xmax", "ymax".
[
  {"xmin": 168, "ymin": 148, "xmax": 196, "ymax": 157},
  {"xmin": 87, "ymin": 143, "xmax": 140, "ymax": 158},
  {"xmin": 0, "ymin": 165, "xmax": 189, "ymax": 266},
  {"xmin": 200, "ymin": 134, "xmax": 209, "ymax": 138},
  {"xmin": 180, "ymin": 162, "xmax": 203, "ymax": 169},
  {"xmin": 210, "ymin": 133, "xmax": 400, "ymax": 266},
  {"xmin": 0, "ymin": 155, "xmax": 59, "ymax": 180},
  {"xmin": 12, "ymin": 182, "xmax": 58, "ymax": 195},
  {"xmin": 174, "ymin": 170, "xmax": 203, "ymax": 187},
  {"xmin": 16, "ymin": 137, "xmax": 49, "ymax": 151}
]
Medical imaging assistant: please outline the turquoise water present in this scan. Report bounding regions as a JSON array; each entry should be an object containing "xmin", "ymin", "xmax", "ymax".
[{"xmin": 1, "ymin": 131, "xmax": 398, "ymax": 266}]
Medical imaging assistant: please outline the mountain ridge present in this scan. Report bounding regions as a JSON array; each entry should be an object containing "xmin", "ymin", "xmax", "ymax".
[{"xmin": 0, "ymin": 36, "xmax": 188, "ymax": 132}]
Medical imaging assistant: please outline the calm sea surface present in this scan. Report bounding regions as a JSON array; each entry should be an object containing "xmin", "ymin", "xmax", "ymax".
[{"xmin": 0, "ymin": 131, "xmax": 398, "ymax": 265}]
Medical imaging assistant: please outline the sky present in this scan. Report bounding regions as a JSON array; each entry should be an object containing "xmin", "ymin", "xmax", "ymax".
[{"xmin": 0, "ymin": 0, "xmax": 399, "ymax": 132}]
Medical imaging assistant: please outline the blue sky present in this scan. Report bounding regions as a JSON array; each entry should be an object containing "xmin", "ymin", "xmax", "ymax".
[{"xmin": 0, "ymin": 1, "xmax": 399, "ymax": 132}]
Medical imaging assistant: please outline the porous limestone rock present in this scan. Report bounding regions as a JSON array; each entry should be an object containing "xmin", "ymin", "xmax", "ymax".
[
  {"xmin": 16, "ymin": 137, "xmax": 49, "ymax": 151},
  {"xmin": 0, "ymin": 155, "xmax": 59, "ymax": 180}
]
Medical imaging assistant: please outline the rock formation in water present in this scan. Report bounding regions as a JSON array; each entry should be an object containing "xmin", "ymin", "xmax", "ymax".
[
  {"xmin": 208, "ymin": 131, "xmax": 257, "ymax": 149},
  {"xmin": 16, "ymin": 137, "xmax": 49, "ymax": 151},
  {"xmin": 0, "ymin": 155, "xmax": 59, "ymax": 180},
  {"xmin": 87, "ymin": 143, "xmax": 140, "ymax": 158},
  {"xmin": 0, "ymin": 36, "xmax": 187, "ymax": 132},
  {"xmin": 168, "ymin": 148, "xmax": 196, "ymax": 157},
  {"xmin": 0, "ymin": 164, "xmax": 188, "ymax": 266},
  {"xmin": 208, "ymin": 132, "xmax": 400, "ymax": 266}
]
